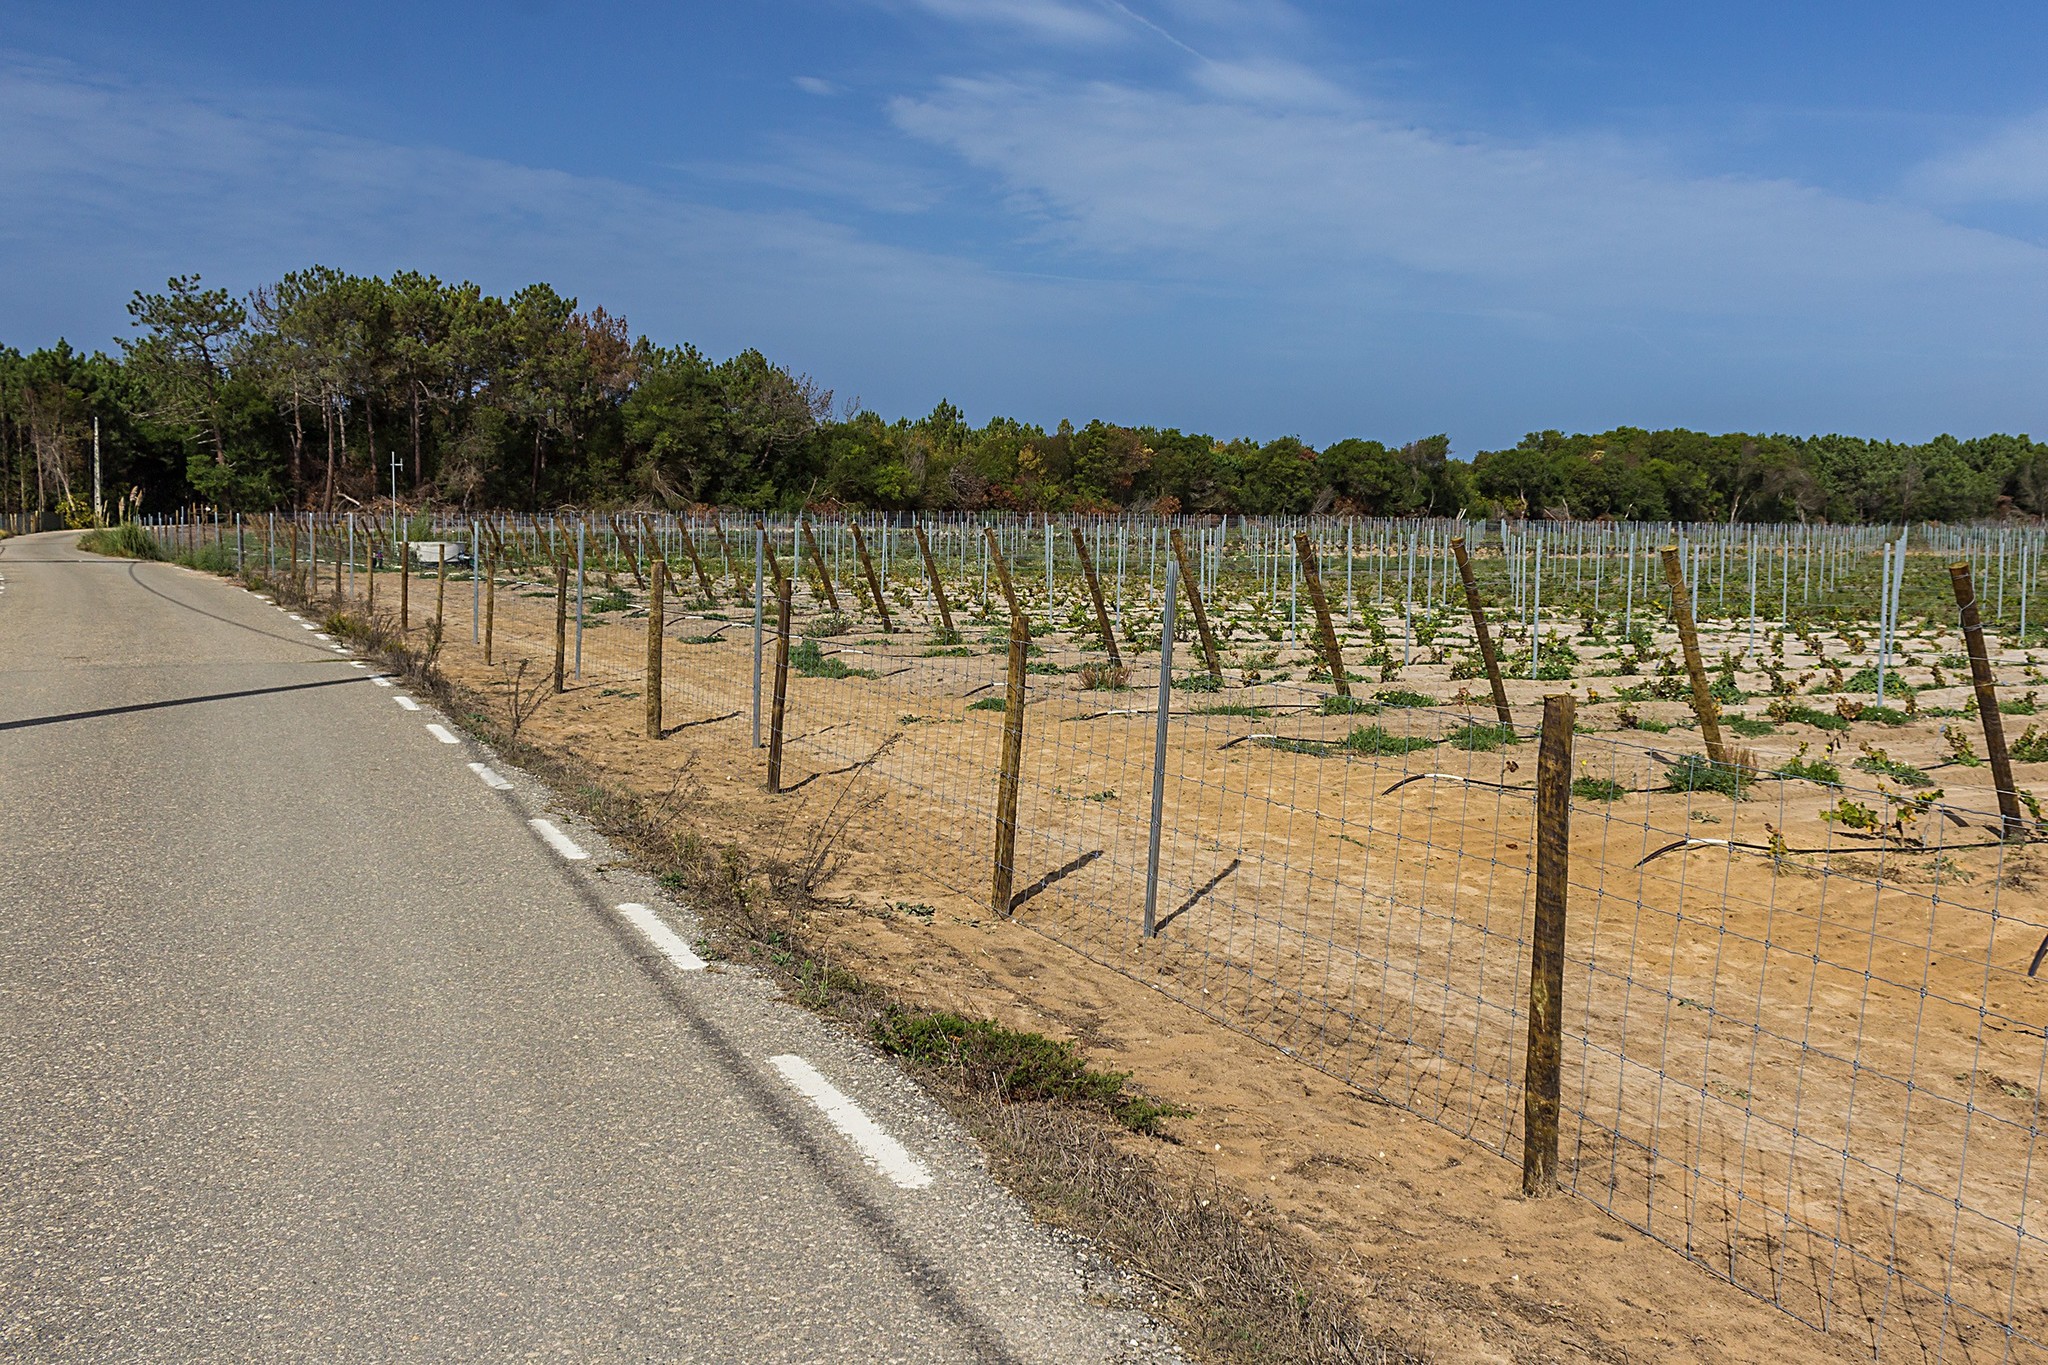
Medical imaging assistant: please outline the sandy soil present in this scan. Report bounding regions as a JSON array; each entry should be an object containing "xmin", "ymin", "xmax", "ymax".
[{"xmin": 341, "ymin": 545, "xmax": 2047, "ymax": 1364}]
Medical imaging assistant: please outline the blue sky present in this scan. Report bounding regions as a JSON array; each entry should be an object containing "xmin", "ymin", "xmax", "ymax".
[{"xmin": 4, "ymin": 0, "xmax": 2046, "ymax": 453}]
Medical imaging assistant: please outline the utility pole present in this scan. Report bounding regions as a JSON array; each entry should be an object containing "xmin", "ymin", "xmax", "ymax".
[{"xmin": 92, "ymin": 415, "xmax": 103, "ymax": 526}]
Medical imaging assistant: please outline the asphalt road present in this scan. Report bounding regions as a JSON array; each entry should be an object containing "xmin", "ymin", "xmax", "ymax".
[{"xmin": 0, "ymin": 532, "xmax": 1173, "ymax": 1363}]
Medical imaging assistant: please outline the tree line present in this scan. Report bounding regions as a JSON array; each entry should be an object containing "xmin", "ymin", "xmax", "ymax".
[{"xmin": 5, "ymin": 267, "xmax": 2045, "ymax": 524}]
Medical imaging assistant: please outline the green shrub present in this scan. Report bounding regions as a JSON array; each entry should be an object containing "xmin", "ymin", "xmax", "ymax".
[
  {"xmin": 1318, "ymin": 695, "xmax": 1380, "ymax": 716},
  {"xmin": 1373, "ymin": 688, "xmax": 1437, "ymax": 709},
  {"xmin": 1446, "ymin": 723, "xmax": 1517, "ymax": 751},
  {"xmin": 872, "ymin": 1008, "xmax": 1187, "ymax": 1133},
  {"xmin": 790, "ymin": 638, "xmax": 871, "ymax": 679},
  {"xmin": 2011, "ymin": 725, "xmax": 2048, "ymax": 763},
  {"xmin": 967, "ymin": 696, "xmax": 1007, "ymax": 712},
  {"xmin": 1774, "ymin": 754, "xmax": 1842, "ymax": 786},
  {"xmin": 1664, "ymin": 753, "xmax": 1749, "ymax": 798},
  {"xmin": 76, "ymin": 523, "xmax": 163, "ymax": 560},
  {"xmin": 1724, "ymin": 714, "xmax": 1776, "ymax": 737},
  {"xmin": 1572, "ymin": 775, "xmax": 1627, "ymax": 802},
  {"xmin": 1339, "ymin": 724, "xmax": 1436, "ymax": 756},
  {"xmin": 1170, "ymin": 672, "xmax": 1223, "ymax": 692},
  {"xmin": 1852, "ymin": 748, "xmax": 1933, "ymax": 788}
]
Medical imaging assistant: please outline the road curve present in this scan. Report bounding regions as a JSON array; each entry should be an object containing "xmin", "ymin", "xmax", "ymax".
[{"xmin": 0, "ymin": 531, "xmax": 1171, "ymax": 1363}]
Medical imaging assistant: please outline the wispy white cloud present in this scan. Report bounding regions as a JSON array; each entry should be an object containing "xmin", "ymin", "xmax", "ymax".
[
  {"xmin": 792, "ymin": 75, "xmax": 839, "ymax": 97},
  {"xmin": 0, "ymin": 51, "xmax": 1110, "ymax": 404},
  {"xmin": 888, "ymin": 71, "xmax": 2048, "ymax": 332},
  {"xmin": 1906, "ymin": 109, "xmax": 2048, "ymax": 204},
  {"xmin": 890, "ymin": 0, "xmax": 1127, "ymax": 45}
]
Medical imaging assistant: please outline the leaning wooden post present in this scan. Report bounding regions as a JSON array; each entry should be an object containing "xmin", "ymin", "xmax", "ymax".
[
  {"xmin": 767, "ymin": 576, "xmax": 794, "ymax": 792},
  {"xmin": 1168, "ymin": 528, "xmax": 1224, "ymax": 682},
  {"xmin": 552, "ymin": 554, "xmax": 569, "ymax": 693},
  {"xmin": 915, "ymin": 524, "xmax": 958, "ymax": 640},
  {"xmin": 1071, "ymin": 526, "xmax": 1123, "ymax": 669},
  {"xmin": 849, "ymin": 522, "xmax": 893, "ymax": 632},
  {"xmin": 399, "ymin": 534, "xmax": 412, "ymax": 633},
  {"xmin": 1523, "ymin": 692, "xmax": 1575, "ymax": 1197},
  {"xmin": 992, "ymin": 601, "xmax": 1030, "ymax": 917},
  {"xmin": 1292, "ymin": 531, "xmax": 1349, "ymax": 698},
  {"xmin": 435, "ymin": 546, "xmax": 448, "ymax": 629},
  {"xmin": 755, "ymin": 517, "xmax": 787, "ymax": 598},
  {"xmin": 1950, "ymin": 561, "xmax": 2027, "ymax": 837},
  {"xmin": 288, "ymin": 518, "xmax": 300, "ymax": 589},
  {"xmin": 984, "ymin": 526, "xmax": 1022, "ymax": 621},
  {"xmin": 1660, "ymin": 546, "xmax": 1726, "ymax": 766},
  {"xmin": 1452, "ymin": 536, "xmax": 1515, "ymax": 736},
  {"xmin": 715, "ymin": 521, "xmax": 749, "ymax": 603},
  {"xmin": 670, "ymin": 518, "xmax": 717, "ymax": 603},
  {"xmin": 611, "ymin": 515, "xmax": 645, "ymax": 589},
  {"xmin": 798, "ymin": 517, "xmax": 841, "ymax": 613},
  {"xmin": 646, "ymin": 557, "xmax": 667, "ymax": 739}
]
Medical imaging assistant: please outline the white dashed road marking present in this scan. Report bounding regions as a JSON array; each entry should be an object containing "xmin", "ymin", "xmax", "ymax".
[
  {"xmin": 529, "ymin": 819, "xmax": 588, "ymax": 861},
  {"xmin": 394, "ymin": 696, "xmax": 419, "ymax": 711},
  {"xmin": 425, "ymin": 723, "xmax": 459, "ymax": 745},
  {"xmin": 770, "ymin": 1055, "xmax": 932, "ymax": 1191},
  {"xmin": 372, "ymin": 676, "xmax": 392, "ymax": 687},
  {"xmin": 468, "ymin": 762, "xmax": 513, "ymax": 790},
  {"xmin": 617, "ymin": 903, "xmax": 706, "ymax": 972}
]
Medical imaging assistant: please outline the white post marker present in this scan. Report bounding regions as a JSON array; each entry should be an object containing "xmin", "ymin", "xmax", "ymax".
[
  {"xmin": 616, "ymin": 903, "xmax": 705, "ymax": 971},
  {"xmin": 529, "ymin": 818, "xmax": 589, "ymax": 861},
  {"xmin": 769, "ymin": 1054, "xmax": 932, "ymax": 1190}
]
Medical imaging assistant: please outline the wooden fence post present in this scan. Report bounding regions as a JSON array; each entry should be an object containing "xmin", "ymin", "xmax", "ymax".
[
  {"xmin": 1168, "ymin": 528, "xmax": 1224, "ymax": 683},
  {"xmin": 850, "ymin": 522, "xmax": 893, "ymax": 632},
  {"xmin": 916, "ymin": 524, "xmax": 958, "ymax": 640},
  {"xmin": 767, "ymin": 576, "xmax": 793, "ymax": 792},
  {"xmin": 799, "ymin": 518, "xmax": 841, "ymax": 614},
  {"xmin": 714, "ymin": 521, "xmax": 749, "ymax": 604},
  {"xmin": 756, "ymin": 517, "xmax": 787, "ymax": 600},
  {"xmin": 984, "ymin": 526, "xmax": 1022, "ymax": 622},
  {"xmin": 553, "ymin": 555, "xmax": 569, "ymax": 693},
  {"xmin": 1452, "ymin": 536, "xmax": 1515, "ymax": 736},
  {"xmin": 1950, "ymin": 561, "xmax": 2027, "ymax": 837},
  {"xmin": 611, "ymin": 515, "xmax": 645, "ymax": 589},
  {"xmin": 1072, "ymin": 526, "xmax": 1123, "ymax": 669},
  {"xmin": 992, "ymin": 602, "xmax": 1029, "ymax": 917},
  {"xmin": 671, "ymin": 519, "xmax": 717, "ymax": 603},
  {"xmin": 1660, "ymin": 546, "xmax": 1726, "ymax": 766},
  {"xmin": 1523, "ymin": 692, "xmax": 1575, "ymax": 1197},
  {"xmin": 1293, "ymin": 531, "xmax": 1349, "ymax": 698},
  {"xmin": 435, "ymin": 547, "xmax": 448, "ymax": 629},
  {"xmin": 646, "ymin": 558, "xmax": 667, "ymax": 739}
]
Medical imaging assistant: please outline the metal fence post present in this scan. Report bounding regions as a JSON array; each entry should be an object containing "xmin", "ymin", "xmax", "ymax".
[
  {"xmin": 753, "ymin": 528, "xmax": 765, "ymax": 749},
  {"xmin": 1142, "ymin": 554, "xmax": 1178, "ymax": 937},
  {"xmin": 767, "ymin": 576, "xmax": 793, "ymax": 792},
  {"xmin": 1523, "ymin": 692, "xmax": 1575, "ymax": 1196}
]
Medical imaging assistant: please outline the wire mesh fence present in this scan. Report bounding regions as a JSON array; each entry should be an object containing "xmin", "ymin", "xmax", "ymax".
[{"xmin": 137, "ymin": 506, "xmax": 2048, "ymax": 1361}]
